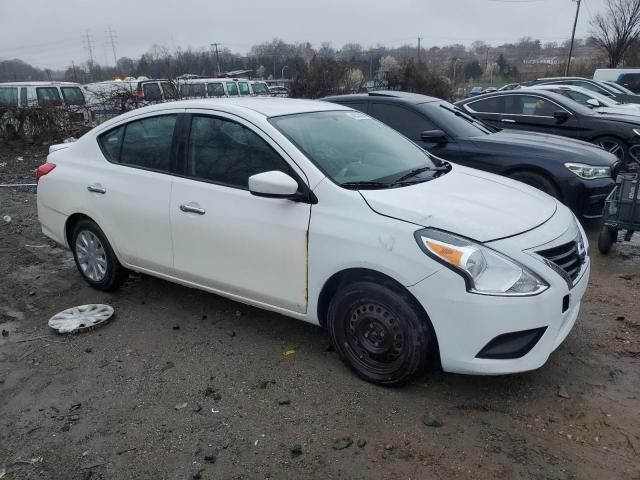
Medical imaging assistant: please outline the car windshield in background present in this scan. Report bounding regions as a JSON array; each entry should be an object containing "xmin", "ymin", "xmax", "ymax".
[
  {"xmin": 420, "ymin": 102, "xmax": 493, "ymax": 137},
  {"xmin": 270, "ymin": 110, "xmax": 442, "ymax": 188}
]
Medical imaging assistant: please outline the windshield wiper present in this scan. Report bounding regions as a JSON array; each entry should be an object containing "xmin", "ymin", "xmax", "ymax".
[
  {"xmin": 339, "ymin": 180, "xmax": 394, "ymax": 190},
  {"xmin": 393, "ymin": 164, "xmax": 450, "ymax": 183}
]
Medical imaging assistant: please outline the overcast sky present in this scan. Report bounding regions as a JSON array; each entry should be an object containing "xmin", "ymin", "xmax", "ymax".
[{"xmin": 0, "ymin": 0, "xmax": 608, "ymax": 70}]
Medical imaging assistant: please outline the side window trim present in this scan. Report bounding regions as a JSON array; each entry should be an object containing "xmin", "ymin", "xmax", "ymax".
[
  {"xmin": 96, "ymin": 112, "xmax": 184, "ymax": 175},
  {"xmin": 467, "ymin": 94, "xmax": 571, "ymax": 117}
]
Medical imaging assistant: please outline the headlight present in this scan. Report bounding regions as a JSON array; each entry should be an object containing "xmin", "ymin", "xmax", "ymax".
[
  {"xmin": 564, "ymin": 162, "xmax": 611, "ymax": 179},
  {"xmin": 414, "ymin": 229, "xmax": 548, "ymax": 296}
]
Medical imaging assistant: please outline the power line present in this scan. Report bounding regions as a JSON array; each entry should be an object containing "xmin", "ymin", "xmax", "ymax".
[
  {"xmin": 83, "ymin": 30, "xmax": 95, "ymax": 65},
  {"xmin": 106, "ymin": 26, "xmax": 118, "ymax": 66},
  {"xmin": 210, "ymin": 43, "xmax": 222, "ymax": 74}
]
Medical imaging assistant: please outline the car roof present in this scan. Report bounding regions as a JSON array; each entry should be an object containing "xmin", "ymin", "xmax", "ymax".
[
  {"xmin": 323, "ymin": 90, "xmax": 441, "ymax": 105},
  {"xmin": 117, "ymin": 97, "xmax": 350, "ymax": 119},
  {"xmin": 458, "ymin": 89, "xmax": 573, "ymax": 105},
  {"xmin": 0, "ymin": 81, "xmax": 81, "ymax": 86}
]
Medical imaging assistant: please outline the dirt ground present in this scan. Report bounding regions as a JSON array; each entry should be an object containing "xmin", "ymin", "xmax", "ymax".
[{"xmin": 1, "ymin": 140, "xmax": 639, "ymax": 480}]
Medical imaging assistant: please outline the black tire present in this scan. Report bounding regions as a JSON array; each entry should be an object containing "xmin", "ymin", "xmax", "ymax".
[
  {"xmin": 326, "ymin": 280, "xmax": 435, "ymax": 386},
  {"xmin": 71, "ymin": 219, "xmax": 129, "ymax": 291},
  {"xmin": 597, "ymin": 225, "xmax": 616, "ymax": 254},
  {"xmin": 507, "ymin": 171, "xmax": 560, "ymax": 199},
  {"xmin": 593, "ymin": 136, "xmax": 627, "ymax": 163}
]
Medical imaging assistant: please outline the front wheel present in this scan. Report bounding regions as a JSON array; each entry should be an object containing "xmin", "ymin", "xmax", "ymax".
[
  {"xmin": 507, "ymin": 171, "xmax": 560, "ymax": 199},
  {"xmin": 326, "ymin": 280, "xmax": 435, "ymax": 386},
  {"xmin": 71, "ymin": 219, "xmax": 129, "ymax": 291}
]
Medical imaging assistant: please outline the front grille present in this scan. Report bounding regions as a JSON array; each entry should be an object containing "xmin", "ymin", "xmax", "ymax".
[{"xmin": 537, "ymin": 241, "xmax": 583, "ymax": 282}]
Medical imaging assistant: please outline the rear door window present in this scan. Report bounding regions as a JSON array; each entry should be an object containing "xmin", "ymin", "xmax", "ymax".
[
  {"xmin": 36, "ymin": 87, "xmax": 62, "ymax": 106},
  {"xmin": 369, "ymin": 103, "xmax": 437, "ymax": 141},
  {"xmin": 20, "ymin": 88, "xmax": 27, "ymax": 106},
  {"xmin": 186, "ymin": 83, "xmax": 205, "ymax": 98},
  {"xmin": 142, "ymin": 83, "xmax": 163, "ymax": 101},
  {"xmin": 0, "ymin": 87, "xmax": 18, "ymax": 106},
  {"xmin": 207, "ymin": 83, "xmax": 225, "ymax": 97},
  {"xmin": 226, "ymin": 82, "xmax": 238, "ymax": 96},
  {"xmin": 60, "ymin": 86, "xmax": 85, "ymax": 105},
  {"xmin": 115, "ymin": 115, "xmax": 177, "ymax": 171}
]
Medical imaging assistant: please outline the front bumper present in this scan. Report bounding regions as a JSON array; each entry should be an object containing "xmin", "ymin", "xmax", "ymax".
[
  {"xmin": 408, "ymin": 207, "xmax": 590, "ymax": 375},
  {"xmin": 560, "ymin": 176, "xmax": 615, "ymax": 219}
]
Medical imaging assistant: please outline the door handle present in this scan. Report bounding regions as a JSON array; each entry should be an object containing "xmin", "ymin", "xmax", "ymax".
[
  {"xmin": 87, "ymin": 184, "xmax": 106, "ymax": 194},
  {"xmin": 500, "ymin": 118, "xmax": 516, "ymax": 124},
  {"xmin": 179, "ymin": 203, "xmax": 206, "ymax": 215}
]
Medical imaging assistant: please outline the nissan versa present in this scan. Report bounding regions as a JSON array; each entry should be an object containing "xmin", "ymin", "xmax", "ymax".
[{"xmin": 36, "ymin": 98, "xmax": 590, "ymax": 386}]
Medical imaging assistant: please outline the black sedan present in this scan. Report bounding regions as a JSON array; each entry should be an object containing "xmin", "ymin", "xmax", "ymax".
[
  {"xmin": 323, "ymin": 91, "xmax": 618, "ymax": 218},
  {"xmin": 520, "ymin": 76, "xmax": 640, "ymax": 104},
  {"xmin": 455, "ymin": 89, "xmax": 640, "ymax": 167}
]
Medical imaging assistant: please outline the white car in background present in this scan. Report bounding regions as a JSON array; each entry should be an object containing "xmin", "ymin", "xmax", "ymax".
[
  {"xmin": 525, "ymin": 84, "xmax": 640, "ymax": 117},
  {"xmin": 36, "ymin": 98, "xmax": 589, "ymax": 385}
]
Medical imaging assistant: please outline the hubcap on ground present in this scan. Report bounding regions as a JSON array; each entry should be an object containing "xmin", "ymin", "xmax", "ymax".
[
  {"xmin": 347, "ymin": 303, "xmax": 405, "ymax": 369},
  {"xmin": 76, "ymin": 230, "xmax": 107, "ymax": 282}
]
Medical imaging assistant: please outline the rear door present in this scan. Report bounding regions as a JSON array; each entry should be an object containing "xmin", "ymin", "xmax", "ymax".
[
  {"xmin": 169, "ymin": 111, "xmax": 311, "ymax": 312},
  {"xmin": 91, "ymin": 111, "xmax": 181, "ymax": 274}
]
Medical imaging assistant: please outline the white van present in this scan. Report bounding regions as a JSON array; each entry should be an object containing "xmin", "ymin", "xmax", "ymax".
[
  {"xmin": 178, "ymin": 78, "xmax": 256, "ymax": 99},
  {"xmin": 594, "ymin": 68, "xmax": 640, "ymax": 93},
  {"xmin": 84, "ymin": 78, "xmax": 179, "ymax": 123},
  {"xmin": 0, "ymin": 81, "xmax": 89, "ymax": 121}
]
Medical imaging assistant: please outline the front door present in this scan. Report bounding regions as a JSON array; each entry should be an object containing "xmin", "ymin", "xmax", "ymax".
[{"xmin": 170, "ymin": 112, "xmax": 311, "ymax": 313}]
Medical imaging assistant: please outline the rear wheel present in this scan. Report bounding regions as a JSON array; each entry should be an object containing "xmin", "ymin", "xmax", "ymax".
[
  {"xmin": 507, "ymin": 171, "xmax": 560, "ymax": 199},
  {"xmin": 326, "ymin": 280, "xmax": 435, "ymax": 386},
  {"xmin": 598, "ymin": 225, "xmax": 617, "ymax": 254},
  {"xmin": 594, "ymin": 136, "xmax": 627, "ymax": 163},
  {"xmin": 71, "ymin": 219, "xmax": 128, "ymax": 291}
]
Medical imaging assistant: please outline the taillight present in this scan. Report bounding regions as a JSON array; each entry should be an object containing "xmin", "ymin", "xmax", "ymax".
[
  {"xmin": 35, "ymin": 163, "xmax": 56, "ymax": 183},
  {"xmin": 91, "ymin": 110, "xmax": 96, "ymax": 121},
  {"xmin": 136, "ymin": 88, "xmax": 144, "ymax": 100}
]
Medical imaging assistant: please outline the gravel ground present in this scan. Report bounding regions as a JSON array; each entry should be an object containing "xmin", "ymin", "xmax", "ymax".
[{"xmin": 1, "ymin": 140, "xmax": 639, "ymax": 480}]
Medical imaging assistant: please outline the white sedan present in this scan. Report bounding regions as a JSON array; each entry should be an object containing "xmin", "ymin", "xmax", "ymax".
[{"xmin": 36, "ymin": 98, "xmax": 590, "ymax": 385}]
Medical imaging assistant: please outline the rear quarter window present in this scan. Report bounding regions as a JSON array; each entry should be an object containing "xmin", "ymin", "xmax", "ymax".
[
  {"xmin": 97, "ymin": 125, "xmax": 125, "ymax": 162},
  {"xmin": 60, "ymin": 86, "xmax": 85, "ymax": 105},
  {"xmin": 36, "ymin": 87, "xmax": 62, "ymax": 106}
]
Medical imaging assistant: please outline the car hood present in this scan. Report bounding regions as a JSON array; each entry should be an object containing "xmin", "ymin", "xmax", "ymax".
[
  {"xmin": 472, "ymin": 130, "xmax": 618, "ymax": 165},
  {"xmin": 360, "ymin": 165, "xmax": 558, "ymax": 242}
]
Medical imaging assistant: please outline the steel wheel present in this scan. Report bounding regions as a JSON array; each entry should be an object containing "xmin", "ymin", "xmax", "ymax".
[
  {"xmin": 345, "ymin": 302, "xmax": 406, "ymax": 376},
  {"xmin": 75, "ymin": 229, "xmax": 108, "ymax": 282}
]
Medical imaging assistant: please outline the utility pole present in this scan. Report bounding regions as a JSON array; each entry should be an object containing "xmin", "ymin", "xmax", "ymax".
[
  {"xmin": 106, "ymin": 26, "xmax": 118, "ymax": 67},
  {"xmin": 83, "ymin": 30, "xmax": 94, "ymax": 65},
  {"xmin": 210, "ymin": 43, "xmax": 221, "ymax": 75},
  {"xmin": 417, "ymin": 36, "xmax": 423, "ymax": 61},
  {"xmin": 565, "ymin": 0, "xmax": 582, "ymax": 76},
  {"xmin": 72, "ymin": 61, "xmax": 78, "ymax": 82}
]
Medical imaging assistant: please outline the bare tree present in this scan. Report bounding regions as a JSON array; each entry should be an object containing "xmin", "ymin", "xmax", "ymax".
[{"xmin": 590, "ymin": 0, "xmax": 640, "ymax": 67}]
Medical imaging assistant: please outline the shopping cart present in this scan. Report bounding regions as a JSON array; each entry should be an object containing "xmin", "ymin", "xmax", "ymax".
[{"xmin": 598, "ymin": 173, "xmax": 640, "ymax": 254}]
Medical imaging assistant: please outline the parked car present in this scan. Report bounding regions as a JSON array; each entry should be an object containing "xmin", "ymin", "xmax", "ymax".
[
  {"xmin": 467, "ymin": 86, "xmax": 484, "ymax": 97},
  {"xmin": 594, "ymin": 68, "xmax": 640, "ymax": 93},
  {"xmin": 0, "ymin": 81, "xmax": 90, "ymax": 125},
  {"xmin": 521, "ymin": 76, "xmax": 640, "ymax": 104},
  {"xmin": 268, "ymin": 85, "xmax": 289, "ymax": 97},
  {"xmin": 456, "ymin": 89, "xmax": 640, "ymax": 167},
  {"xmin": 36, "ymin": 98, "xmax": 590, "ymax": 385},
  {"xmin": 323, "ymin": 91, "xmax": 617, "ymax": 218},
  {"xmin": 524, "ymin": 84, "xmax": 640, "ymax": 116},
  {"xmin": 499, "ymin": 83, "xmax": 520, "ymax": 91},
  {"xmin": 84, "ymin": 78, "xmax": 179, "ymax": 124},
  {"xmin": 602, "ymin": 81, "xmax": 637, "ymax": 96}
]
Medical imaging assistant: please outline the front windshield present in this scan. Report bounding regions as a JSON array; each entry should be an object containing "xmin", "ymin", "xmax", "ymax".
[
  {"xmin": 419, "ymin": 102, "xmax": 494, "ymax": 137},
  {"xmin": 270, "ymin": 110, "xmax": 441, "ymax": 187},
  {"xmin": 582, "ymin": 89, "xmax": 620, "ymax": 106}
]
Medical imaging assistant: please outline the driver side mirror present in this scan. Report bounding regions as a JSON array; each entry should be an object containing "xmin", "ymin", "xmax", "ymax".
[
  {"xmin": 586, "ymin": 98, "xmax": 600, "ymax": 108},
  {"xmin": 421, "ymin": 129, "xmax": 448, "ymax": 144},
  {"xmin": 249, "ymin": 171, "xmax": 299, "ymax": 199},
  {"xmin": 553, "ymin": 110, "xmax": 571, "ymax": 123}
]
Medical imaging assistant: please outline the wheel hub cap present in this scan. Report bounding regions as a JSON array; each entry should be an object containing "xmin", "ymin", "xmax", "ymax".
[
  {"xmin": 348, "ymin": 303, "xmax": 404, "ymax": 364},
  {"xmin": 75, "ymin": 230, "xmax": 107, "ymax": 282}
]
